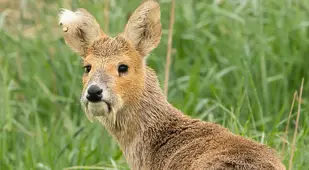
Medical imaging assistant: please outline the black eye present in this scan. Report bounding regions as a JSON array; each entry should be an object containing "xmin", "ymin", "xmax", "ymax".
[
  {"xmin": 118, "ymin": 64, "xmax": 128, "ymax": 74},
  {"xmin": 84, "ymin": 65, "xmax": 91, "ymax": 73}
]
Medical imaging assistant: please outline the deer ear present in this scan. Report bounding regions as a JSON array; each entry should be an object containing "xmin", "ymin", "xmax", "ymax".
[
  {"xmin": 58, "ymin": 8, "xmax": 105, "ymax": 57},
  {"xmin": 124, "ymin": 0, "xmax": 162, "ymax": 57}
]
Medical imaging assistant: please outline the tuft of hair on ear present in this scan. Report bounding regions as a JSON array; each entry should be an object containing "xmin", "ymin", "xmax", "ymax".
[
  {"xmin": 58, "ymin": 8, "xmax": 105, "ymax": 57},
  {"xmin": 124, "ymin": 0, "xmax": 162, "ymax": 57}
]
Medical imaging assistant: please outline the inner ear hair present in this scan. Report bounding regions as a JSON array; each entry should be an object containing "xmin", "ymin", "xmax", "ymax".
[
  {"xmin": 59, "ymin": 8, "xmax": 105, "ymax": 57},
  {"xmin": 124, "ymin": 0, "xmax": 162, "ymax": 57}
]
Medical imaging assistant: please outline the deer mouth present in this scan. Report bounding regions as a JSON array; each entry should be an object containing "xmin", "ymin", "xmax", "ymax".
[{"xmin": 86, "ymin": 100, "xmax": 112, "ymax": 117}]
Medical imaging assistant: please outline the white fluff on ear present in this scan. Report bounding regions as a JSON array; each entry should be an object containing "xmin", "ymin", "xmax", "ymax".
[
  {"xmin": 58, "ymin": 8, "xmax": 104, "ymax": 56},
  {"xmin": 58, "ymin": 9, "xmax": 82, "ymax": 25}
]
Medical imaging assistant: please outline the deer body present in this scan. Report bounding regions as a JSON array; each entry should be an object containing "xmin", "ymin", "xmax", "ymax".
[
  {"xmin": 104, "ymin": 68, "xmax": 284, "ymax": 170},
  {"xmin": 58, "ymin": 1, "xmax": 285, "ymax": 169}
]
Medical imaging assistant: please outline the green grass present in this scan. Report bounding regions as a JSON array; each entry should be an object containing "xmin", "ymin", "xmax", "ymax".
[{"xmin": 1, "ymin": 0, "xmax": 308, "ymax": 169}]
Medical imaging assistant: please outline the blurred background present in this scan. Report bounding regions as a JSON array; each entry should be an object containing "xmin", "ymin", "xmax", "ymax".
[{"xmin": 0, "ymin": 0, "xmax": 308, "ymax": 169}]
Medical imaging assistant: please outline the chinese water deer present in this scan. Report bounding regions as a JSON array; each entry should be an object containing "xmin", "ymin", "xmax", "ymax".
[{"xmin": 58, "ymin": 0, "xmax": 285, "ymax": 169}]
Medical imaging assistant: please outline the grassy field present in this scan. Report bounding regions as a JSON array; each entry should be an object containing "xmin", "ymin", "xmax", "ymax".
[{"xmin": 1, "ymin": 0, "xmax": 309, "ymax": 169}]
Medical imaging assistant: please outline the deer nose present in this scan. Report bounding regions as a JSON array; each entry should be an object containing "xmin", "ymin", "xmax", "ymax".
[{"xmin": 86, "ymin": 85, "xmax": 103, "ymax": 102}]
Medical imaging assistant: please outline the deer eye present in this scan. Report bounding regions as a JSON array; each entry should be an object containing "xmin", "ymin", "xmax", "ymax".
[
  {"xmin": 84, "ymin": 65, "xmax": 91, "ymax": 73},
  {"xmin": 118, "ymin": 64, "xmax": 128, "ymax": 75}
]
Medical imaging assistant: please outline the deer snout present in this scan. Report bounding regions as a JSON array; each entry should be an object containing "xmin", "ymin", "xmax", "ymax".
[{"xmin": 86, "ymin": 85, "xmax": 103, "ymax": 102}]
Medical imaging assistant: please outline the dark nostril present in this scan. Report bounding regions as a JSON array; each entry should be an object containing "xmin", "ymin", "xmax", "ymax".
[
  {"xmin": 96, "ymin": 89, "xmax": 103, "ymax": 95},
  {"xmin": 87, "ymin": 85, "xmax": 103, "ymax": 102}
]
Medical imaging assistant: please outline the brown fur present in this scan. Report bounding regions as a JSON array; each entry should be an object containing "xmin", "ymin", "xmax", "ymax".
[{"xmin": 59, "ymin": 1, "xmax": 286, "ymax": 169}]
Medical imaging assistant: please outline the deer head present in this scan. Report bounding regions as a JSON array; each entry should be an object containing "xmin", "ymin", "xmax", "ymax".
[{"xmin": 58, "ymin": 0, "xmax": 162, "ymax": 128}]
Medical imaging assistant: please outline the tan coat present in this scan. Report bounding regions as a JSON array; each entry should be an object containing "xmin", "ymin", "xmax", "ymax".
[{"xmin": 58, "ymin": 1, "xmax": 286, "ymax": 169}]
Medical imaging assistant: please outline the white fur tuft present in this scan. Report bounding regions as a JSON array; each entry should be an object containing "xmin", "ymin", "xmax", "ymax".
[{"xmin": 58, "ymin": 9, "xmax": 82, "ymax": 25}]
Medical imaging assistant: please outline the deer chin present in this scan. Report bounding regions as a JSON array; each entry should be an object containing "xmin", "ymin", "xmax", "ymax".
[
  {"xmin": 80, "ymin": 91, "xmax": 124, "ymax": 123},
  {"xmin": 88, "ymin": 101, "xmax": 110, "ymax": 116},
  {"xmin": 81, "ymin": 100, "xmax": 111, "ymax": 122}
]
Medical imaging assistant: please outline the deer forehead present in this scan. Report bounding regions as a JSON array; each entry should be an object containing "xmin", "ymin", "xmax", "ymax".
[
  {"xmin": 85, "ymin": 36, "xmax": 143, "ymax": 71},
  {"xmin": 88, "ymin": 36, "xmax": 133, "ymax": 58}
]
